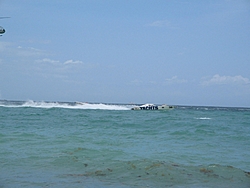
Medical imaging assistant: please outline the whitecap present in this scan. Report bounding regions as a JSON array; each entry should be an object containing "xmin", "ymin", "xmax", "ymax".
[{"xmin": 195, "ymin": 117, "xmax": 211, "ymax": 120}]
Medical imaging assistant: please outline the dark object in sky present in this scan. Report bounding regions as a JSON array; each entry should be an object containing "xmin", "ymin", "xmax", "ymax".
[{"xmin": 0, "ymin": 17, "xmax": 10, "ymax": 36}]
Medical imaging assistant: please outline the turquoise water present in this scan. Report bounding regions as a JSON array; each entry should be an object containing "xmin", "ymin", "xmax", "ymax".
[{"xmin": 0, "ymin": 100, "xmax": 250, "ymax": 187}]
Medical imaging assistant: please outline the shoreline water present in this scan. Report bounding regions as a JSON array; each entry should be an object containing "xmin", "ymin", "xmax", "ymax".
[{"xmin": 1, "ymin": 99, "xmax": 250, "ymax": 187}]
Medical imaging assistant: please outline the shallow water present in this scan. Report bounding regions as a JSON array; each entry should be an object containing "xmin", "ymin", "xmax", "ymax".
[{"xmin": 0, "ymin": 101, "xmax": 250, "ymax": 187}]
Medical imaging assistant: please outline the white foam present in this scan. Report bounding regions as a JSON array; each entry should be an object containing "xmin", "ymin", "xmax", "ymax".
[
  {"xmin": 195, "ymin": 117, "xmax": 211, "ymax": 120},
  {"xmin": 15, "ymin": 100, "xmax": 131, "ymax": 110},
  {"xmin": 74, "ymin": 103, "xmax": 130, "ymax": 110}
]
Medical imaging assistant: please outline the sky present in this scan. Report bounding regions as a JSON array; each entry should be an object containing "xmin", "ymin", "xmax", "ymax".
[{"xmin": 0, "ymin": 0, "xmax": 250, "ymax": 107}]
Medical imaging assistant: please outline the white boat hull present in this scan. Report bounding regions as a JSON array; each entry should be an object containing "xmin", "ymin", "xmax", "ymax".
[{"xmin": 131, "ymin": 104, "xmax": 174, "ymax": 110}]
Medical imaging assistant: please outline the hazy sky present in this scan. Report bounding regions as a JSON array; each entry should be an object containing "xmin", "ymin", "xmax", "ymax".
[{"xmin": 0, "ymin": 0, "xmax": 250, "ymax": 107}]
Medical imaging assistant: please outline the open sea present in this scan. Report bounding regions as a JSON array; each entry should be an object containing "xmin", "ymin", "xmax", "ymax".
[{"xmin": 0, "ymin": 100, "xmax": 250, "ymax": 188}]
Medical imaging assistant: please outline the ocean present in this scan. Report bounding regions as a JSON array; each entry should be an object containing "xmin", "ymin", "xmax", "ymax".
[{"xmin": 0, "ymin": 100, "xmax": 250, "ymax": 188}]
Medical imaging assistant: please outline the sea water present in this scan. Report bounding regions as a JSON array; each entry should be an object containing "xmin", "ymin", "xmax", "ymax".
[{"xmin": 0, "ymin": 100, "xmax": 250, "ymax": 188}]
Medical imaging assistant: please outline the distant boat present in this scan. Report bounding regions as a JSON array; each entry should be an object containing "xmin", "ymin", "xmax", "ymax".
[{"xmin": 131, "ymin": 104, "xmax": 174, "ymax": 110}]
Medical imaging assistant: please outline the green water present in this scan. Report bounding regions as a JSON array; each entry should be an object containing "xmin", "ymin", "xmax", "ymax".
[{"xmin": 0, "ymin": 101, "xmax": 250, "ymax": 187}]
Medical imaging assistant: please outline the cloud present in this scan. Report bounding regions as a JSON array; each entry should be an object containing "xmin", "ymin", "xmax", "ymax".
[
  {"xmin": 165, "ymin": 76, "xmax": 188, "ymax": 85},
  {"xmin": 64, "ymin": 60, "xmax": 83, "ymax": 65},
  {"xmin": 33, "ymin": 58, "xmax": 82, "ymax": 81},
  {"xmin": 16, "ymin": 46, "xmax": 45, "ymax": 57},
  {"xmin": 201, "ymin": 74, "xmax": 250, "ymax": 86},
  {"xmin": 0, "ymin": 42, "xmax": 46, "ymax": 61},
  {"xmin": 36, "ymin": 58, "xmax": 60, "ymax": 64},
  {"xmin": 36, "ymin": 58, "xmax": 84, "ymax": 66}
]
